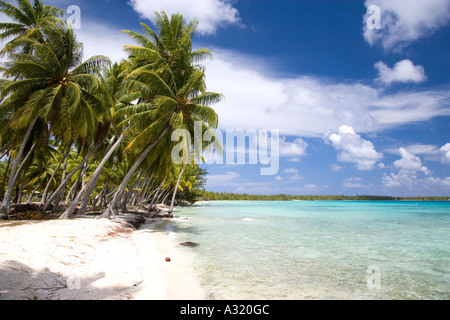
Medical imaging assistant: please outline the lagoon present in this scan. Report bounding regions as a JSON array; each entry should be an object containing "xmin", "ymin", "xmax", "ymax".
[{"xmin": 173, "ymin": 201, "xmax": 450, "ymax": 299}]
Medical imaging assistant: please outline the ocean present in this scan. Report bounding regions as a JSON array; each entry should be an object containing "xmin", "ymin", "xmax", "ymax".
[{"xmin": 166, "ymin": 201, "xmax": 449, "ymax": 300}]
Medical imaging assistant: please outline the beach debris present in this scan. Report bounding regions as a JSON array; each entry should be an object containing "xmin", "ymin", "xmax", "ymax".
[
  {"xmin": 165, "ymin": 257, "xmax": 171, "ymax": 262},
  {"xmin": 15, "ymin": 211, "xmax": 47, "ymax": 220},
  {"xmin": 117, "ymin": 214, "xmax": 146, "ymax": 229},
  {"xmin": 179, "ymin": 241, "xmax": 199, "ymax": 247}
]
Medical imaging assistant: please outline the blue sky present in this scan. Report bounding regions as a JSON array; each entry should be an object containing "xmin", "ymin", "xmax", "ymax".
[{"xmin": 3, "ymin": 0, "xmax": 450, "ymax": 196}]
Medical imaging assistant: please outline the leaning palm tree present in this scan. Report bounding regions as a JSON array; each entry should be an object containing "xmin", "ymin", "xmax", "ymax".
[
  {"xmin": 0, "ymin": 21, "xmax": 111, "ymax": 218},
  {"xmin": 100, "ymin": 12, "xmax": 222, "ymax": 218},
  {"xmin": 59, "ymin": 62, "xmax": 129, "ymax": 219},
  {"xmin": 0, "ymin": 0, "xmax": 63, "ymax": 55}
]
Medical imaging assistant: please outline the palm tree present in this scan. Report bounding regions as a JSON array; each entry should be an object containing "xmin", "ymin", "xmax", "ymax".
[
  {"xmin": 59, "ymin": 62, "xmax": 130, "ymax": 218},
  {"xmin": 0, "ymin": 21, "xmax": 110, "ymax": 218},
  {"xmin": 168, "ymin": 164, "xmax": 185, "ymax": 215},
  {"xmin": 0, "ymin": 0, "xmax": 63, "ymax": 55},
  {"xmin": 100, "ymin": 12, "xmax": 222, "ymax": 218}
]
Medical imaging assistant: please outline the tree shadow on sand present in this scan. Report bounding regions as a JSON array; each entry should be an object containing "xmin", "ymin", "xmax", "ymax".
[{"xmin": 0, "ymin": 260, "xmax": 134, "ymax": 300}]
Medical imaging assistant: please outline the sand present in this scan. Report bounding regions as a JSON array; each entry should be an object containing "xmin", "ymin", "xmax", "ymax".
[{"xmin": 0, "ymin": 217, "xmax": 206, "ymax": 300}]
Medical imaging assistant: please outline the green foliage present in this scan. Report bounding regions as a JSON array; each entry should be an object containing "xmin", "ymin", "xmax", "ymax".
[{"xmin": 199, "ymin": 191, "xmax": 449, "ymax": 202}]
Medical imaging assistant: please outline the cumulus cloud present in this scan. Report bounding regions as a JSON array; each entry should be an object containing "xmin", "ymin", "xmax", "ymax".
[
  {"xmin": 440, "ymin": 143, "xmax": 450, "ymax": 164},
  {"xmin": 375, "ymin": 60, "xmax": 427, "ymax": 85},
  {"xmin": 393, "ymin": 147, "xmax": 426, "ymax": 171},
  {"xmin": 382, "ymin": 171, "xmax": 450, "ymax": 195},
  {"xmin": 279, "ymin": 137, "xmax": 308, "ymax": 158},
  {"xmin": 325, "ymin": 125, "xmax": 383, "ymax": 170},
  {"xmin": 363, "ymin": 0, "xmax": 450, "ymax": 51},
  {"xmin": 128, "ymin": 0, "xmax": 240, "ymax": 35},
  {"xmin": 380, "ymin": 147, "xmax": 450, "ymax": 194}
]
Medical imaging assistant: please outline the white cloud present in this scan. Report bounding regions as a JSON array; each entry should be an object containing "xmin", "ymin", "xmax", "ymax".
[
  {"xmin": 203, "ymin": 49, "xmax": 450, "ymax": 137},
  {"xmin": 394, "ymin": 147, "xmax": 425, "ymax": 171},
  {"xmin": 304, "ymin": 184, "xmax": 320, "ymax": 190},
  {"xmin": 205, "ymin": 171, "xmax": 240, "ymax": 187},
  {"xmin": 380, "ymin": 147, "xmax": 450, "ymax": 195},
  {"xmin": 382, "ymin": 171, "xmax": 450, "ymax": 195},
  {"xmin": 282, "ymin": 168, "xmax": 303, "ymax": 182},
  {"xmin": 75, "ymin": 21, "xmax": 129, "ymax": 63},
  {"xmin": 129, "ymin": 0, "xmax": 240, "ymax": 35},
  {"xmin": 384, "ymin": 143, "xmax": 445, "ymax": 162},
  {"xmin": 405, "ymin": 144, "xmax": 440, "ymax": 155},
  {"xmin": 375, "ymin": 60, "xmax": 427, "ymax": 85},
  {"xmin": 325, "ymin": 125, "xmax": 383, "ymax": 170},
  {"xmin": 363, "ymin": 0, "xmax": 450, "ymax": 51},
  {"xmin": 330, "ymin": 164, "xmax": 343, "ymax": 172},
  {"xmin": 440, "ymin": 143, "xmax": 450, "ymax": 164},
  {"xmin": 279, "ymin": 137, "xmax": 308, "ymax": 157},
  {"xmin": 343, "ymin": 177, "xmax": 370, "ymax": 189},
  {"xmin": 289, "ymin": 174, "xmax": 304, "ymax": 182}
]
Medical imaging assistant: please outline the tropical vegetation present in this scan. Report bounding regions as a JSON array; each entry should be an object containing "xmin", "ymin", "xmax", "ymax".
[
  {"xmin": 0, "ymin": 0, "xmax": 219, "ymax": 220},
  {"xmin": 200, "ymin": 191, "xmax": 449, "ymax": 202}
]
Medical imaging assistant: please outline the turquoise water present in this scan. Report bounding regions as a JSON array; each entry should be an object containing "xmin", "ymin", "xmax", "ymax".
[{"xmin": 171, "ymin": 201, "xmax": 449, "ymax": 300}]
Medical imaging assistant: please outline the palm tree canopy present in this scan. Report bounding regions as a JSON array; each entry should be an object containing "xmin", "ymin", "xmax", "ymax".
[
  {"xmin": 0, "ymin": 0, "xmax": 64, "ymax": 55},
  {"xmin": 121, "ymin": 11, "xmax": 223, "ymax": 163},
  {"xmin": 1, "ymin": 22, "xmax": 112, "ymax": 144}
]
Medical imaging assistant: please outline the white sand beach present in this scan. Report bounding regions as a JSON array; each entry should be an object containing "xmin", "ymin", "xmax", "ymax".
[{"xmin": 0, "ymin": 217, "xmax": 206, "ymax": 300}]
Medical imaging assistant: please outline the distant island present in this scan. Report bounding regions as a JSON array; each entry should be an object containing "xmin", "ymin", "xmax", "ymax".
[{"xmin": 200, "ymin": 191, "xmax": 449, "ymax": 201}]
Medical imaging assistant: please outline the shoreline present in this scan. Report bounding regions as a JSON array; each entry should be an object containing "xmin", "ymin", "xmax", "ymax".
[{"xmin": 0, "ymin": 216, "xmax": 206, "ymax": 300}]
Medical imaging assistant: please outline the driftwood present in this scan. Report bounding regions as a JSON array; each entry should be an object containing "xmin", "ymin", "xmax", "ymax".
[
  {"xmin": 117, "ymin": 214, "xmax": 146, "ymax": 229},
  {"xmin": 179, "ymin": 241, "xmax": 199, "ymax": 247}
]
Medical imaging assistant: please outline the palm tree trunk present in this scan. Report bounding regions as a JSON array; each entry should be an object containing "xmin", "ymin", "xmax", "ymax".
[
  {"xmin": 53, "ymin": 147, "xmax": 70, "ymax": 212},
  {"xmin": 93, "ymin": 180, "xmax": 108, "ymax": 211},
  {"xmin": 100, "ymin": 125, "xmax": 171, "ymax": 219},
  {"xmin": 26, "ymin": 186, "xmax": 39, "ymax": 203},
  {"xmin": 0, "ymin": 153, "xmax": 11, "ymax": 201},
  {"xmin": 77, "ymin": 135, "xmax": 121, "ymax": 215},
  {"xmin": 12, "ymin": 143, "xmax": 36, "ymax": 186},
  {"xmin": 139, "ymin": 176, "xmax": 154, "ymax": 209},
  {"xmin": 149, "ymin": 177, "xmax": 166, "ymax": 212},
  {"xmin": 120, "ymin": 167, "xmax": 148, "ymax": 212},
  {"xmin": 0, "ymin": 116, "xmax": 38, "ymax": 219},
  {"xmin": 41, "ymin": 147, "xmax": 70, "ymax": 205},
  {"xmin": 44, "ymin": 143, "xmax": 101, "ymax": 211},
  {"xmin": 17, "ymin": 170, "xmax": 26, "ymax": 204},
  {"xmin": 158, "ymin": 186, "xmax": 171, "ymax": 204},
  {"xmin": 65, "ymin": 180, "xmax": 77, "ymax": 205},
  {"xmin": 61, "ymin": 134, "xmax": 124, "ymax": 219},
  {"xmin": 131, "ymin": 175, "xmax": 150, "ymax": 206},
  {"xmin": 168, "ymin": 165, "xmax": 185, "ymax": 216},
  {"xmin": 161, "ymin": 187, "xmax": 172, "ymax": 205},
  {"xmin": 0, "ymin": 142, "xmax": 12, "ymax": 155},
  {"xmin": 67, "ymin": 163, "xmax": 85, "ymax": 204}
]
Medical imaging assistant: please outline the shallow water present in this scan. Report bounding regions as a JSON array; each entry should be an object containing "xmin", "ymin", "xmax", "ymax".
[{"xmin": 173, "ymin": 201, "xmax": 450, "ymax": 300}]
